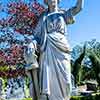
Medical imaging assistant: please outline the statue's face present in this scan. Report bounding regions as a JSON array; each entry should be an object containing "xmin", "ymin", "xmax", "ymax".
[{"xmin": 47, "ymin": 0, "xmax": 58, "ymax": 7}]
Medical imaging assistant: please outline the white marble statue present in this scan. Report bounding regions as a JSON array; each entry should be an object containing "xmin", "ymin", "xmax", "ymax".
[
  {"xmin": 25, "ymin": 0, "xmax": 84, "ymax": 100},
  {"xmin": 24, "ymin": 39, "xmax": 39, "ymax": 100}
]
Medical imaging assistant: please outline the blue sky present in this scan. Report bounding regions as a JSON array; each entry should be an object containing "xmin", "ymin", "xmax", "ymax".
[
  {"xmin": 67, "ymin": 0, "xmax": 100, "ymax": 47},
  {"xmin": 0, "ymin": 0, "xmax": 100, "ymax": 47}
]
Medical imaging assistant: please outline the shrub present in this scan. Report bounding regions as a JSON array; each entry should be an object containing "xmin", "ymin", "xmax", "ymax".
[{"xmin": 70, "ymin": 93, "xmax": 100, "ymax": 100}]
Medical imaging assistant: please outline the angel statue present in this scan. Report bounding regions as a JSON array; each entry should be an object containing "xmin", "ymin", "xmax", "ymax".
[{"xmin": 24, "ymin": 0, "xmax": 84, "ymax": 100}]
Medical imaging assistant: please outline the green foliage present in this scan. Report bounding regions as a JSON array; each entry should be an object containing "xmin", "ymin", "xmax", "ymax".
[
  {"xmin": 0, "ymin": 66, "xmax": 9, "ymax": 71},
  {"xmin": 83, "ymin": 68, "xmax": 96, "ymax": 80},
  {"xmin": 70, "ymin": 93, "xmax": 100, "ymax": 100},
  {"xmin": 72, "ymin": 45, "xmax": 86, "ymax": 86},
  {"xmin": 88, "ymin": 51, "xmax": 100, "ymax": 86},
  {"xmin": 22, "ymin": 98, "xmax": 32, "ymax": 100},
  {"xmin": 86, "ymin": 39, "xmax": 100, "ymax": 59},
  {"xmin": 72, "ymin": 39, "xmax": 100, "ymax": 86},
  {"xmin": 19, "ymin": 93, "xmax": 100, "ymax": 100}
]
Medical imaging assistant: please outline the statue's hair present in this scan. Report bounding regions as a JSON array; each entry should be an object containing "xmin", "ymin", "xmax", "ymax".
[{"xmin": 44, "ymin": 0, "xmax": 61, "ymax": 5}]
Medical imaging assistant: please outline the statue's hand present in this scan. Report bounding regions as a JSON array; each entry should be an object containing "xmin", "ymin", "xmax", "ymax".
[{"xmin": 70, "ymin": 0, "xmax": 84, "ymax": 16}]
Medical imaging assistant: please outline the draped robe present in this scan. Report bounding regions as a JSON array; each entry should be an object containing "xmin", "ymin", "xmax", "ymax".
[{"xmin": 33, "ymin": 10, "xmax": 74, "ymax": 100}]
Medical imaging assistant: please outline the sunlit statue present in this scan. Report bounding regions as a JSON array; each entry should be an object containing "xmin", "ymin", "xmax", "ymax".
[
  {"xmin": 25, "ymin": 0, "xmax": 84, "ymax": 100},
  {"xmin": 24, "ymin": 39, "xmax": 39, "ymax": 100}
]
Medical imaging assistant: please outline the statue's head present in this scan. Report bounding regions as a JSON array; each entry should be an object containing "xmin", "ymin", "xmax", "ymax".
[{"xmin": 44, "ymin": 0, "xmax": 61, "ymax": 5}]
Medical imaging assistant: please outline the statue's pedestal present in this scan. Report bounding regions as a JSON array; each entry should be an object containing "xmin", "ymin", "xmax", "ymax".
[
  {"xmin": 39, "ymin": 95, "xmax": 47, "ymax": 100},
  {"xmin": 27, "ymin": 69, "xmax": 39, "ymax": 100}
]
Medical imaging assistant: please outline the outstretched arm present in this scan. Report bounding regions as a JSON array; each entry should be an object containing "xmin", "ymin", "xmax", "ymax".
[
  {"xmin": 68, "ymin": 0, "xmax": 84, "ymax": 16},
  {"xmin": 63, "ymin": 0, "xmax": 84, "ymax": 24}
]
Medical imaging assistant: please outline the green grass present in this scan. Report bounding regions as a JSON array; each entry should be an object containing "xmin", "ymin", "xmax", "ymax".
[
  {"xmin": 1, "ymin": 92, "xmax": 100, "ymax": 100},
  {"xmin": 22, "ymin": 98, "xmax": 32, "ymax": 100},
  {"xmin": 70, "ymin": 93, "xmax": 100, "ymax": 100}
]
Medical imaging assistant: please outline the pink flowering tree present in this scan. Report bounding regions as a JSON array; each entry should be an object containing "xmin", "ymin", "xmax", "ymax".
[{"xmin": 0, "ymin": 0, "xmax": 45, "ymax": 78}]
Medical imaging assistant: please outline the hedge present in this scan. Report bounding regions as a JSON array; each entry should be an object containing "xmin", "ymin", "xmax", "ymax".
[
  {"xmin": 8, "ymin": 93, "xmax": 100, "ymax": 100},
  {"xmin": 71, "ymin": 93, "xmax": 100, "ymax": 100}
]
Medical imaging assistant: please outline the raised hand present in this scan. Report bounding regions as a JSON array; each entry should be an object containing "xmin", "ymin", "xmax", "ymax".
[{"xmin": 69, "ymin": 0, "xmax": 84, "ymax": 16}]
